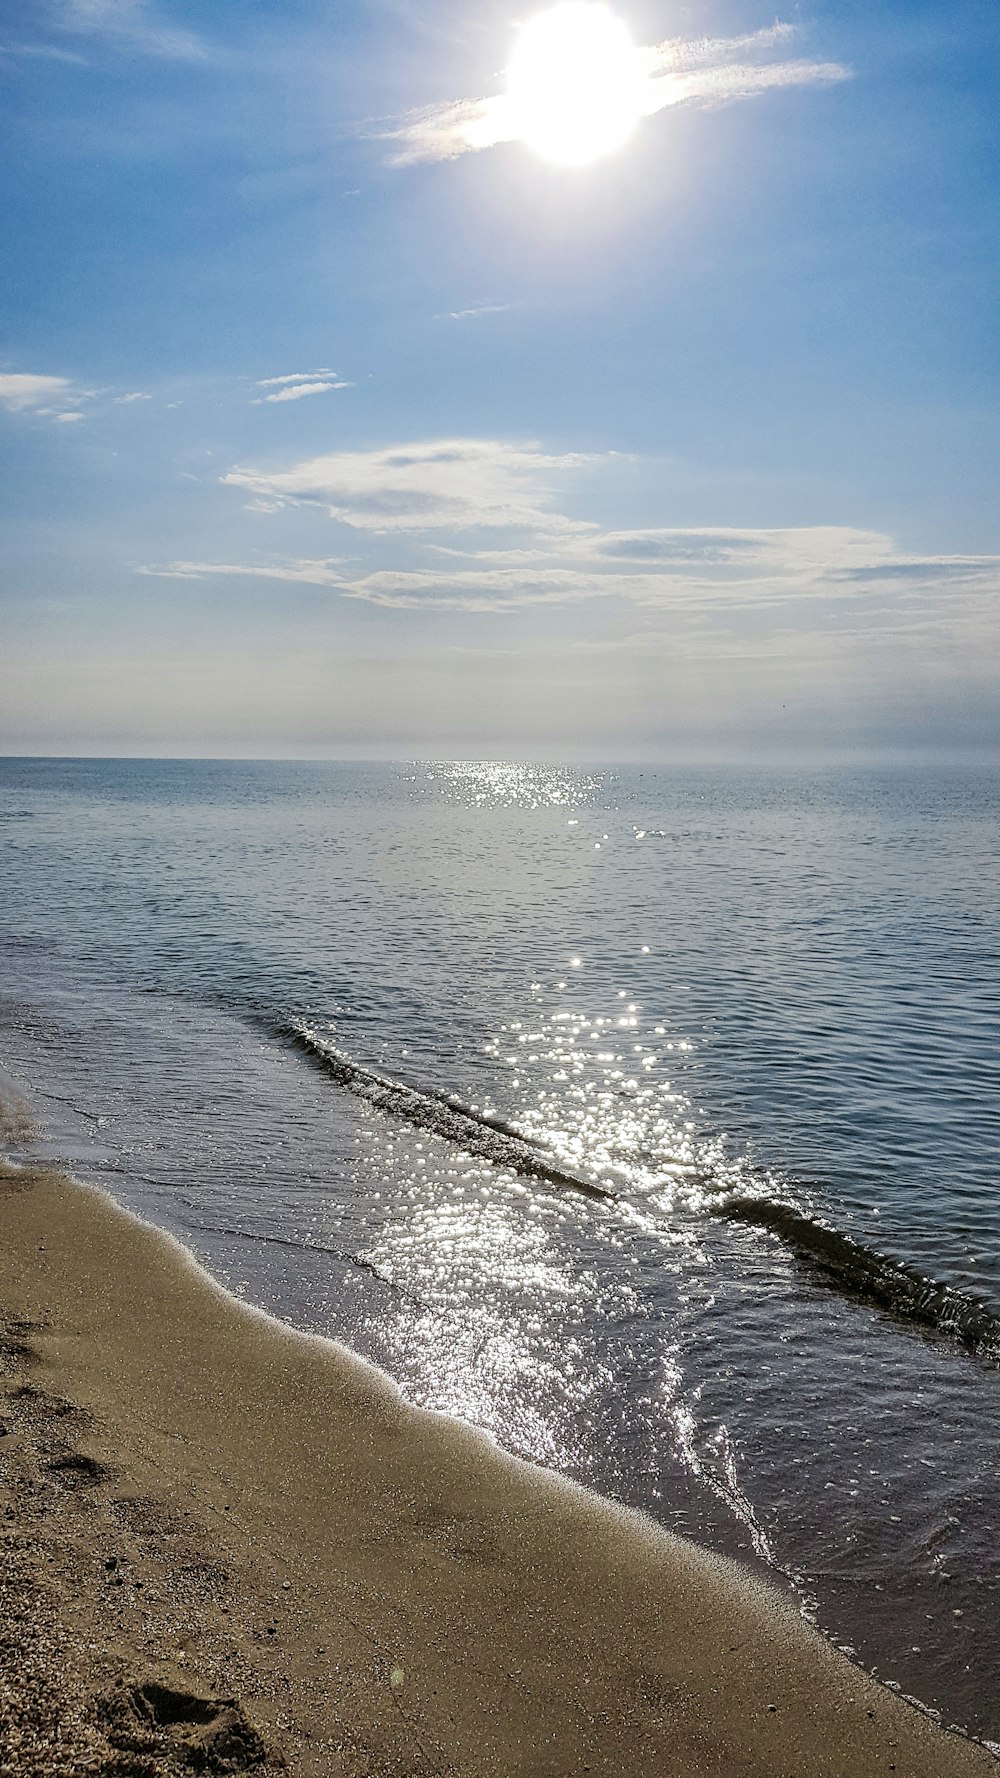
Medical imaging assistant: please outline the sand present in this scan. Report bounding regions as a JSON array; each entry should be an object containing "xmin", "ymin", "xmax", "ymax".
[{"xmin": 0, "ymin": 1158, "xmax": 995, "ymax": 1778}]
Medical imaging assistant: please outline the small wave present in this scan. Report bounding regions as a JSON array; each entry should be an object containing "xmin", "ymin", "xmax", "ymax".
[
  {"xmin": 718, "ymin": 1195, "xmax": 1000, "ymax": 1362},
  {"xmin": 280, "ymin": 1022, "xmax": 999, "ymax": 1361},
  {"xmin": 280, "ymin": 1021, "xmax": 615, "ymax": 1203}
]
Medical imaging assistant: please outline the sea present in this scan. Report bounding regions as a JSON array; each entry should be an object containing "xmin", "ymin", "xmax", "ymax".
[{"xmin": 0, "ymin": 756, "xmax": 997, "ymax": 1743}]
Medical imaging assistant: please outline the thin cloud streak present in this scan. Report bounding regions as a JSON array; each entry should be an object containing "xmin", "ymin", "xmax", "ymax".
[
  {"xmin": 335, "ymin": 543, "xmax": 1000, "ymax": 616},
  {"xmin": 437, "ymin": 304, "xmax": 512, "ymax": 321},
  {"xmin": 53, "ymin": 0, "xmax": 205, "ymax": 59},
  {"xmin": 383, "ymin": 24, "xmax": 850, "ymax": 166},
  {"xmin": 253, "ymin": 369, "xmax": 352, "ymax": 405},
  {"xmin": 650, "ymin": 24, "xmax": 798, "ymax": 69},
  {"xmin": 256, "ymin": 370, "xmax": 340, "ymax": 387},
  {"xmin": 139, "ymin": 536, "xmax": 1000, "ymax": 622},
  {"xmin": 258, "ymin": 381, "xmax": 351, "ymax": 404},
  {"xmin": 0, "ymin": 40, "xmax": 89, "ymax": 63},
  {"xmin": 138, "ymin": 558, "xmax": 343, "ymax": 586}
]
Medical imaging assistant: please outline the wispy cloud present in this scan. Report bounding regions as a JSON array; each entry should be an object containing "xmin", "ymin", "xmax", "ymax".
[
  {"xmin": 383, "ymin": 23, "xmax": 849, "ymax": 166},
  {"xmin": 256, "ymin": 370, "xmax": 340, "ymax": 387},
  {"xmin": 334, "ymin": 530, "xmax": 1000, "ymax": 616},
  {"xmin": 253, "ymin": 369, "xmax": 352, "ymax": 405},
  {"xmin": 0, "ymin": 373, "xmax": 74, "ymax": 412},
  {"xmin": 52, "ymin": 0, "xmax": 204, "ymax": 60},
  {"xmin": 207, "ymin": 440, "xmax": 1000, "ymax": 614},
  {"xmin": 136, "ymin": 533, "xmax": 1000, "ymax": 637},
  {"xmin": 138, "ymin": 558, "xmax": 344, "ymax": 587},
  {"xmin": 0, "ymin": 371, "xmax": 89, "ymax": 423},
  {"xmin": 259, "ymin": 382, "xmax": 350, "ymax": 405},
  {"xmin": 437, "ymin": 303, "xmax": 512, "ymax": 321},
  {"xmin": 222, "ymin": 438, "xmax": 593, "ymax": 533},
  {"xmin": 0, "ymin": 40, "xmax": 89, "ymax": 64},
  {"xmin": 0, "ymin": 368, "xmax": 155, "ymax": 423},
  {"xmin": 140, "ymin": 435, "xmax": 1000, "ymax": 644}
]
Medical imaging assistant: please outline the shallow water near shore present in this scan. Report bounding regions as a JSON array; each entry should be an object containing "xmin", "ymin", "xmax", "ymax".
[{"xmin": 1, "ymin": 756, "xmax": 998, "ymax": 1741}]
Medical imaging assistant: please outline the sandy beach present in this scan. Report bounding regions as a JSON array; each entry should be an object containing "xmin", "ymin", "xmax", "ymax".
[{"xmin": 0, "ymin": 1152, "xmax": 993, "ymax": 1777}]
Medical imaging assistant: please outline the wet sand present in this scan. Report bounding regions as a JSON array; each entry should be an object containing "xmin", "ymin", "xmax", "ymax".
[{"xmin": 1, "ymin": 1157, "xmax": 995, "ymax": 1777}]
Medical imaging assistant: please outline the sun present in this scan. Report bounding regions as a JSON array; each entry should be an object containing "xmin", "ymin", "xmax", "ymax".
[{"xmin": 506, "ymin": 3, "xmax": 648, "ymax": 168}]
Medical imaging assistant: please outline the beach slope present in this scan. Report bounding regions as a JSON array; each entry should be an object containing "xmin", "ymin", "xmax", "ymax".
[{"xmin": 1, "ymin": 1161, "xmax": 994, "ymax": 1777}]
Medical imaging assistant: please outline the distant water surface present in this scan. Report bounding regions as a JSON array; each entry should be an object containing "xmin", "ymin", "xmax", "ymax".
[{"xmin": 0, "ymin": 758, "xmax": 997, "ymax": 1741}]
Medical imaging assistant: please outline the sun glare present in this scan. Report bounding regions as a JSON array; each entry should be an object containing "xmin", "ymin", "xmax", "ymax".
[{"xmin": 507, "ymin": 3, "xmax": 648, "ymax": 167}]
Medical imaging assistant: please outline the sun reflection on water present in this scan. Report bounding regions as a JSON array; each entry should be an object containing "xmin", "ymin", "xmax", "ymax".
[
  {"xmin": 340, "ymin": 759, "xmax": 797, "ymax": 1542},
  {"xmin": 350, "ymin": 956, "xmax": 783, "ymax": 1491},
  {"xmin": 405, "ymin": 760, "xmax": 609, "ymax": 809},
  {"xmin": 364, "ymin": 1158, "xmax": 628, "ymax": 1467},
  {"xmin": 480, "ymin": 976, "xmax": 765, "ymax": 1217}
]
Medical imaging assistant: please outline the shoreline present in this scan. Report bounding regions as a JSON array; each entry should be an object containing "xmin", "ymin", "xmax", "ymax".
[{"xmin": 1, "ymin": 1157, "xmax": 995, "ymax": 1776}]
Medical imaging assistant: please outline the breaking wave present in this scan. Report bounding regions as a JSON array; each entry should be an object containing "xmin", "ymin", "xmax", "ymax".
[
  {"xmin": 719, "ymin": 1194, "xmax": 1000, "ymax": 1363},
  {"xmin": 281, "ymin": 1022, "xmax": 1000, "ymax": 1363},
  {"xmin": 279, "ymin": 1020, "xmax": 615, "ymax": 1202}
]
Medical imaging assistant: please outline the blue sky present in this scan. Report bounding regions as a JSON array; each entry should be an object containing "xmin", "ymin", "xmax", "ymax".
[{"xmin": 1, "ymin": 0, "xmax": 997, "ymax": 757}]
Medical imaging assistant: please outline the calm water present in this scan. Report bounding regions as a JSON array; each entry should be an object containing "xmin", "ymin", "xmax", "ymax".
[{"xmin": 1, "ymin": 757, "xmax": 998, "ymax": 1742}]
